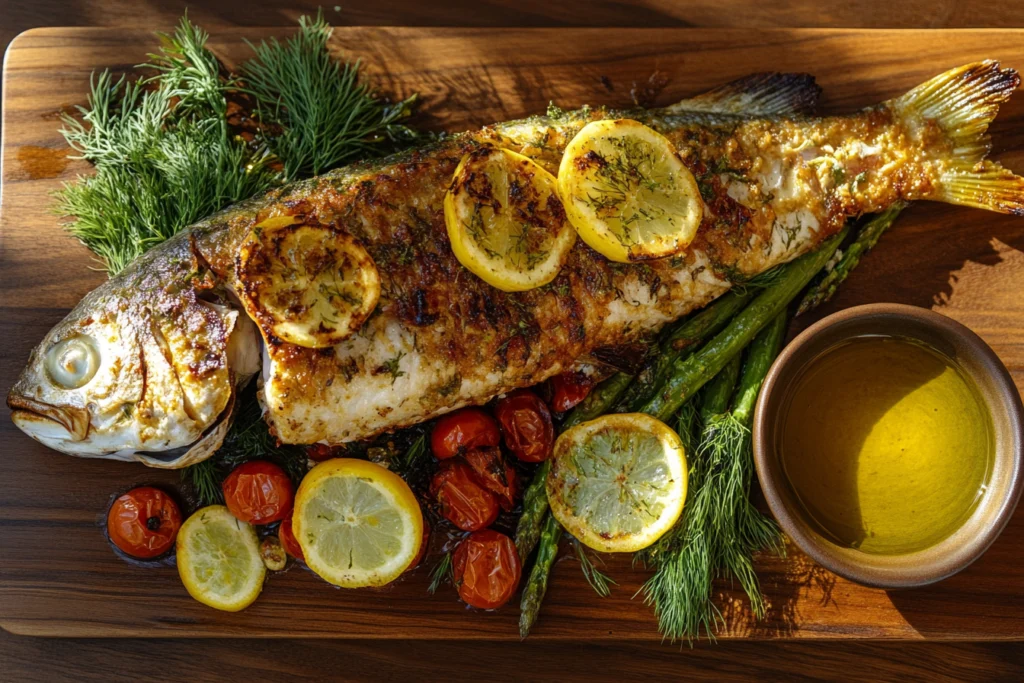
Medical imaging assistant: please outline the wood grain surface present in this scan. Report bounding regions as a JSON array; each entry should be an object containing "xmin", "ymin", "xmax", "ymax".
[{"xmin": 2, "ymin": 23, "xmax": 1024, "ymax": 649}]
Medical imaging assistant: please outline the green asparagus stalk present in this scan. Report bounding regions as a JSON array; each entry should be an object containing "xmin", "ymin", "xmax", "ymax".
[
  {"xmin": 519, "ymin": 512, "xmax": 562, "ymax": 639},
  {"xmin": 620, "ymin": 289, "xmax": 756, "ymax": 412},
  {"xmin": 515, "ymin": 460, "xmax": 552, "ymax": 562},
  {"xmin": 797, "ymin": 204, "xmax": 905, "ymax": 315},
  {"xmin": 637, "ymin": 227, "xmax": 849, "ymax": 421}
]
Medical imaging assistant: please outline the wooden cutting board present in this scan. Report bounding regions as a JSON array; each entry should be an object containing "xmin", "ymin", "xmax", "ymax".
[{"xmin": 2, "ymin": 27, "xmax": 1023, "ymax": 639}]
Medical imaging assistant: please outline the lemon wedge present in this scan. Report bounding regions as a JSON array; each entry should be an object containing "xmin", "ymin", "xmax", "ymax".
[
  {"xmin": 237, "ymin": 216, "xmax": 380, "ymax": 348},
  {"xmin": 557, "ymin": 119, "xmax": 703, "ymax": 262},
  {"xmin": 176, "ymin": 505, "xmax": 265, "ymax": 612},
  {"xmin": 294, "ymin": 458, "xmax": 424, "ymax": 588},
  {"xmin": 546, "ymin": 413, "xmax": 688, "ymax": 553},
  {"xmin": 445, "ymin": 146, "xmax": 576, "ymax": 291}
]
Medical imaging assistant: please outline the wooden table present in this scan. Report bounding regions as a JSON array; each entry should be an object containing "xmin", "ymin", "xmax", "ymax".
[{"xmin": 1, "ymin": 2, "xmax": 1023, "ymax": 680}]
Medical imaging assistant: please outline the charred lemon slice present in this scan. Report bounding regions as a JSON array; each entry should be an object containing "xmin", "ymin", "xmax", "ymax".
[
  {"xmin": 546, "ymin": 413, "xmax": 688, "ymax": 553},
  {"xmin": 237, "ymin": 216, "xmax": 380, "ymax": 348},
  {"xmin": 176, "ymin": 505, "xmax": 265, "ymax": 612},
  {"xmin": 445, "ymin": 146, "xmax": 575, "ymax": 292},
  {"xmin": 294, "ymin": 458, "xmax": 424, "ymax": 588},
  {"xmin": 558, "ymin": 119, "xmax": 703, "ymax": 263}
]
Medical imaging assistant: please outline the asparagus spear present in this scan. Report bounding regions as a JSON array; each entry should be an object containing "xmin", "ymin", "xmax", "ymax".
[
  {"xmin": 519, "ymin": 512, "xmax": 561, "ymax": 639},
  {"xmin": 637, "ymin": 227, "xmax": 849, "ymax": 421},
  {"xmin": 797, "ymin": 204, "xmax": 905, "ymax": 315}
]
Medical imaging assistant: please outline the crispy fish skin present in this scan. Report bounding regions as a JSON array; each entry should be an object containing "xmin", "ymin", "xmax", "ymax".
[{"xmin": 9, "ymin": 63, "xmax": 1024, "ymax": 462}]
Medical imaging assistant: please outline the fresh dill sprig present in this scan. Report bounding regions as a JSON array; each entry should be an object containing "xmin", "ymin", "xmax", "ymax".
[
  {"xmin": 242, "ymin": 10, "xmax": 423, "ymax": 180},
  {"xmin": 427, "ymin": 552, "xmax": 454, "ymax": 594},
  {"xmin": 182, "ymin": 457, "xmax": 225, "ymax": 506},
  {"xmin": 571, "ymin": 537, "xmax": 615, "ymax": 597},
  {"xmin": 54, "ymin": 18, "xmax": 278, "ymax": 274}
]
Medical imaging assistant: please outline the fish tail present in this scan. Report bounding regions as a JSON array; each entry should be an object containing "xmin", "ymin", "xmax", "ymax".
[{"xmin": 893, "ymin": 61, "xmax": 1024, "ymax": 215}]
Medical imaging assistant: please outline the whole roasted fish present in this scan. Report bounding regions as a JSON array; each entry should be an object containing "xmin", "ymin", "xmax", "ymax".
[{"xmin": 9, "ymin": 62, "xmax": 1024, "ymax": 467}]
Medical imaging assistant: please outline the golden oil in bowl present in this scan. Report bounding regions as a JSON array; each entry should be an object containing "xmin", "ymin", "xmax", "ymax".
[{"xmin": 778, "ymin": 336, "xmax": 994, "ymax": 555}]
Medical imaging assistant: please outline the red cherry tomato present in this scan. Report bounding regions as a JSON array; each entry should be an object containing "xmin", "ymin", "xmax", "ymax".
[
  {"xmin": 429, "ymin": 460, "xmax": 499, "ymax": 531},
  {"xmin": 106, "ymin": 486, "xmax": 182, "ymax": 559},
  {"xmin": 305, "ymin": 444, "xmax": 340, "ymax": 462},
  {"xmin": 494, "ymin": 390, "xmax": 555, "ymax": 462},
  {"xmin": 222, "ymin": 460, "xmax": 295, "ymax": 525},
  {"xmin": 278, "ymin": 517, "xmax": 304, "ymax": 561},
  {"xmin": 453, "ymin": 529, "xmax": 521, "ymax": 609},
  {"xmin": 431, "ymin": 408, "xmax": 501, "ymax": 460},
  {"xmin": 549, "ymin": 370, "xmax": 595, "ymax": 413},
  {"xmin": 464, "ymin": 447, "xmax": 520, "ymax": 511}
]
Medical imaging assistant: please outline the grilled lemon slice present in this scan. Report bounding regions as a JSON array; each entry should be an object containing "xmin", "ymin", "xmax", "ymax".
[
  {"xmin": 176, "ymin": 505, "xmax": 265, "ymax": 612},
  {"xmin": 445, "ymin": 146, "xmax": 575, "ymax": 292},
  {"xmin": 558, "ymin": 119, "xmax": 703, "ymax": 263},
  {"xmin": 546, "ymin": 413, "xmax": 688, "ymax": 553},
  {"xmin": 294, "ymin": 458, "xmax": 424, "ymax": 588},
  {"xmin": 237, "ymin": 216, "xmax": 380, "ymax": 348}
]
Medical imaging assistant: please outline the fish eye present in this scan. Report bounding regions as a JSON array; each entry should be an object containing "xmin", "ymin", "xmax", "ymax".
[{"xmin": 45, "ymin": 336, "xmax": 100, "ymax": 389}]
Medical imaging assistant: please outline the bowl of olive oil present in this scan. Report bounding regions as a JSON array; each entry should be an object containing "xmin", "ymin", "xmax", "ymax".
[{"xmin": 753, "ymin": 304, "xmax": 1023, "ymax": 588}]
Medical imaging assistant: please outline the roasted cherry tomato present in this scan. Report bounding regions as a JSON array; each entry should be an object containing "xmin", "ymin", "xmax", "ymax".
[
  {"xmin": 106, "ymin": 486, "xmax": 182, "ymax": 559},
  {"xmin": 431, "ymin": 408, "xmax": 501, "ymax": 460},
  {"xmin": 494, "ymin": 389, "xmax": 555, "ymax": 462},
  {"xmin": 222, "ymin": 460, "xmax": 295, "ymax": 525},
  {"xmin": 453, "ymin": 529, "xmax": 521, "ymax": 609},
  {"xmin": 305, "ymin": 444, "xmax": 340, "ymax": 462},
  {"xmin": 464, "ymin": 447, "xmax": 519, "ymax": 511},
  {"xmin": 429, "ymin": 460, "xmax": 499, "ymax": 531},
  {"xmin": 549, "ymin": 370, "xmax": 596, "ymax": 413},
  {"xmin": 278, "ymin": 517, "xmax": 304, "ymax": 561}
]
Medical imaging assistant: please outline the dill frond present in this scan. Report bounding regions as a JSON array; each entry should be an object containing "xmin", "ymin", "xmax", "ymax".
[
  {"xmin": 242, "ymin": 10, "xmax": 423, "ymax": 180},
  {"xmin": 427, "ymin": 552, "xmax": 454, "ymax": 594},
  {"xmin": 54, "ymin": 17, "xmax": 279, "ymax": 274},
  {"xmin": 571, "ymin": 537, "xmax": 615, "ymax": 597},
  {"xmin": 182, "ymin": 457, "xmax": 225, "ymax": 507}
]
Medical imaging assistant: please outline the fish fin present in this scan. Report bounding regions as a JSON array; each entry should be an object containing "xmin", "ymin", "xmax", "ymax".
[
  {"xmin": 938, "ymin": 161, "xmax": 1024, "ymax": 215},
  {"xmin": 894, "ymin": 61, "xmax": 1024, "ymax": 214},
  {"xmin": 664, "ymin": 73, "xmax": 821, "ymax": 116}
]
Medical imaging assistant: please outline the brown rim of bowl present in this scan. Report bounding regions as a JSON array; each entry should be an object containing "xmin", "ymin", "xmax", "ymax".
[{"xmin": 753, "ymin": 303, "xmax": 1024, "ymax": 589}]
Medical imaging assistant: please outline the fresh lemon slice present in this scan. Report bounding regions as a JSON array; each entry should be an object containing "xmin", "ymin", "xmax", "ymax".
[
  {"xmin": 176, "ymin": 505, "xmax": 266, "ymax": 612},
  {"xmin": 294, "ymin": 458, "xmax": 424, "ymax": 588},
  {"xmin": 237, "ymin": 216, "xmax": 380, "ymax": 348},
  {"xmin": 557, "ymin": 119, "xmax": 703, "ymax": 263},
  {"xmin": 444, "ymin": 146, "xmax": 576, "ymax": 291},
  {"xmin": 546, "ymin": 413, "xmax": 688, "ymax": 553}
]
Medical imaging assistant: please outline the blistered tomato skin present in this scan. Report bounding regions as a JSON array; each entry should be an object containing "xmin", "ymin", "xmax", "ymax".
[
  {"xmin": 431, "ymin": 408, "xmax": 501, "ymax": 460},
  {"xmin": 106, "ymin": 486, "xmax": 182, "ymax": 559},
  {"xmin": 222, "ymin": 460, "xmax": 295, "ymax": 525},
  {"xmin": 549, "ymin": 371, "xmax": 595, "ymax": 413},
  {"xmin": 464, "ymin": 447, "xmax": 520, "ymax": 511},
  {"xmin": 453, "ymin": 529, "xmax": 522, "ymax": 609},
  {"xmin": 278, "ymin": 518, "xmax": 304, "ymax": 560},
  {"xmin": 305, "ymin": 444, "xmax": 340, "ymax": 462},
  {"xmin": 494, "ymin": 390, "xmax": 555, "ymax": 463},
  {"xmin": 429, "ymin": 460, "xmax": 499, "ymax": 531}
]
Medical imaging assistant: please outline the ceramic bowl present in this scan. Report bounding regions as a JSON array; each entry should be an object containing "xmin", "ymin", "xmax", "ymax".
[{"xmin": 753, "ymin": 303, "xmax": 1024, "ymax": 588}]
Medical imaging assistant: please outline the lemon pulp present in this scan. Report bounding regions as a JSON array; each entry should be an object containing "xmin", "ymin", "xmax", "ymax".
[
  {"xmin": 444, "ymin": 145, "xmax": 575, "ymax": 291},
  {"xmin": 547, "ymin": 413, "xmax": 687, "ymax": 553},
  {"xmin": 176, "ymin": 505, "xmax": 265, "ymax": 612},
  {"xmin": 294, "ymin": 459, "xmax": 423, "ymax": 587},
  {"xmin": 557, "ymin": 119, "xmax": 702, "ymax": 262}
]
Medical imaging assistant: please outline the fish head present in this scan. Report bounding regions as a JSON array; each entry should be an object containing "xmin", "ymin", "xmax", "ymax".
[{"xmin": 8, "ymin": 235, "xmax": 261, "ymax": 467}]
